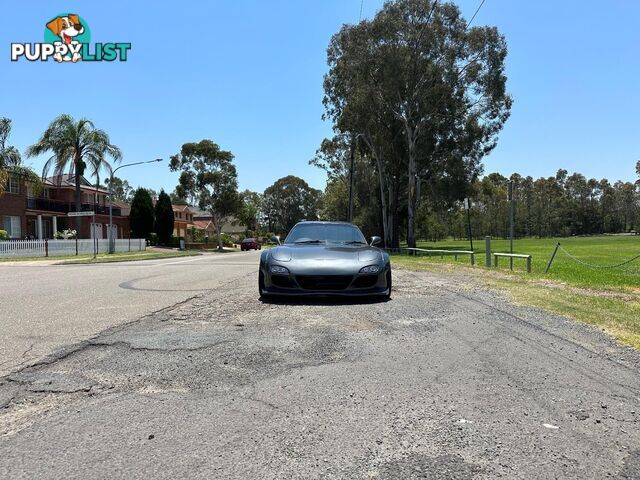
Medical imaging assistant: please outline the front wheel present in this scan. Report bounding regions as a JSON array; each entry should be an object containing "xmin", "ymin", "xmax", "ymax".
[
  {"xmin": 259, "ymin": 271, "xmax": 266, "ymax": 297},
  {"xmin": 385, "ymin": 270, "xmax": 392, "ymax": 299}
]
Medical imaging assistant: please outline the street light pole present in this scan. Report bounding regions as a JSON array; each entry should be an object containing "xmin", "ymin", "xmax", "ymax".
[{"xmin": 108, "ymin": 158, "xmax": 162, "ymax": 254}]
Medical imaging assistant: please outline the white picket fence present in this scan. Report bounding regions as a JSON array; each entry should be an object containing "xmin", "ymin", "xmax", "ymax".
[{"xmin": 0, "ymin": 239, "xmax": 146, "ymax": 258}]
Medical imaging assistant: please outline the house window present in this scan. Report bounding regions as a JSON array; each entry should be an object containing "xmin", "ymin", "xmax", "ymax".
[
  {"xmin": 6, "ymin": 175, "xmax": 19, "ymax": 194},
  {"xmin": 3, "ymin": 216, "xmax": 22, "ymax": 238}
]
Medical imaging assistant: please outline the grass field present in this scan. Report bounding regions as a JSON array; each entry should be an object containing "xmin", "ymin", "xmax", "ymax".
[
  {"xmin": 400, "ymin": 235, "xmax": 640, "ymax": 290},
  {"xmin": 392, "ymin": 235, "xmax": 640, "ymax": 349}
]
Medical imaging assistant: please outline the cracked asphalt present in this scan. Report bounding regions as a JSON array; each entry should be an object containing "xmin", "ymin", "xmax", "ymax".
[{"xmin": 1, "ymin": 252, "xmax": 639, "ymax": 479}]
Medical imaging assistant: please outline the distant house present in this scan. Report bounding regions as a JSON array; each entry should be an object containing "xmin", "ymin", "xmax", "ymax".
[
  {"xmin": 0, "ymin": 172, "xmax": 130, "ymax": 239},
  {"xmin": 172, "ymin": 204, "xmax": 194, "ymax": 239},
  {"xmin": 192, "ymin": 219, "xmax": 216, "ymax": 239},
  {"xmin": 192, "ymin": 209, "xmax": 247, "ymax": 236},
  {"xmin": 221, "ymin": 219, "xmax": 246, "ymax": 236}
]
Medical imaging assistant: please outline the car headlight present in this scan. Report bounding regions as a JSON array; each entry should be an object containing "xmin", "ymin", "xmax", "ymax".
[
  {"xmin": 359, "ymin": 265, "xmax": 380, "ymax": 274},
  {"xmin": 270, "ymin": 265, "xmax": 289, "ymax": 274}
]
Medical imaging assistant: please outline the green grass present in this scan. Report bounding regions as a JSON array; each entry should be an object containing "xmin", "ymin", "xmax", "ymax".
[
  {"xmin": 59, "ymin": 250, "xmax": 202, "ymax": 264},
  {"xmin": 395, "ymin": 235, "xmax": 640, "ymax": 291},
  {"xmin": 0, "ymin": 250, "xmax": 201, "ymax": 264},
  {"xmin": 392, "ymin": 235, "xmax": 640, "ymax": 349}
]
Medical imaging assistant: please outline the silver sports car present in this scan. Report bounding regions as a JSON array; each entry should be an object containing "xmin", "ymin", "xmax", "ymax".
[{"xmin": 259, "ymin": 221, "xmax": 391, "ymax": 298}]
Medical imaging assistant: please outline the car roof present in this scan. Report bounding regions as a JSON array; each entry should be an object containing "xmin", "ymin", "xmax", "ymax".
[{"xmin": 293, "ymin": 221, "xmax": 357, "ymax": 227}]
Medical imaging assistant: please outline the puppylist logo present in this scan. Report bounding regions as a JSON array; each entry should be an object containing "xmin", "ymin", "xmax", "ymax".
[{"xmin": 11, "ymin": 14, "xmax": 131, "ymax": 62}]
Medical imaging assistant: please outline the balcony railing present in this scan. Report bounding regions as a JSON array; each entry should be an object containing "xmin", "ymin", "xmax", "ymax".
[{"xmin": 26, "ymin": 198, "xmax": 122, "ymax": 217}]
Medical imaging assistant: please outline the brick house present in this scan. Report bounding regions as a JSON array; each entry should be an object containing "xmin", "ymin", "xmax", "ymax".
[
  {"xmin": 172, "ymin": 204, "xmax": 194, "ymax": 240},
  {"xmin": 1, "ymin": 172, "xmax": 130, "ymax": 239}
]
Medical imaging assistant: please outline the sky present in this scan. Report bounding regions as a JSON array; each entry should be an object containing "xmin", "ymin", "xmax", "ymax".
[{"xmin": 2, "ymin": 1, "xmax": 639, "ymax": 196}]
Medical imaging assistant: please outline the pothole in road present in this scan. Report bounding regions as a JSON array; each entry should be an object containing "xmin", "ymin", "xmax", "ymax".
[{"xmin": 374, "ymin": 453, "xmax": 481, "ymax": 479}]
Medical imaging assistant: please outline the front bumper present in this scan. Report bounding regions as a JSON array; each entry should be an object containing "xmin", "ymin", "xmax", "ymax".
[{"xmin": 261, "ymin": 266, "xmax": 390, "ymax": 297}]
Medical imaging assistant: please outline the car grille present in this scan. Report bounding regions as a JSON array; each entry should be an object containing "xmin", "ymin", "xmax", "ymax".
[
  {"xmin": 296, "ymin": 275, "xmax": 353, "ymax": 291},
  {"xmin": 271, "ymin": 275, "xmax": 294, "ymax": 288},
  {"xmin": 352, "ymin": 275, "xmax": 379, "ymax": 288}
]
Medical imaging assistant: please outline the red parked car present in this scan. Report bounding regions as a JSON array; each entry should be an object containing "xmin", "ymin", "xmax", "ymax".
[{"xmin": 241, "ymin": 237, "xmax": 261, "ymax": 251}]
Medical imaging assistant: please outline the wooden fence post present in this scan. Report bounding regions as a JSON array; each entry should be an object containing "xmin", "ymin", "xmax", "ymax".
[
  {"xmin": 485, "ymin": 237, "xmax": 492, "ymax": 268},
  {"xmin": 545, "ymin": 242, "xmax": 560, "ymax": 274}
]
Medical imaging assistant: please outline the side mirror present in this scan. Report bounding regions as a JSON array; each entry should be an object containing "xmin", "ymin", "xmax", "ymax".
[
  {"xmin": 270, "ymin": 235, "xmax": 281, "ymax": 245},
  {"xmin": 370, "ymin": 236, "xmax": 382, "ymax": 247}
]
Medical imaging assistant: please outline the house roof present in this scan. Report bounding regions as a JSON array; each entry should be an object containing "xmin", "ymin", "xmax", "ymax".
[
  {"xmin": 172, "ymin": 204, "xmax": 193, "ymax": 212},
  {"xmin": 191, "ymin": 208, "xmax": 209, "ymax": 217},
  {"xmin": 44, "ymin": 174, "xmax": 110, "ymax": 194},
  {"xmin": 192, "ymin": 220, "xmax": 214, "ymax": 230}
]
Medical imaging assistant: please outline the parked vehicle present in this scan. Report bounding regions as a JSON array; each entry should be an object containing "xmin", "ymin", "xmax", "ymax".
[
  {"xmin": 241, "ymin": 237, "xmax": 261, "ymax": 251},
  {"xmin": 259, "ymin": 221, "xmax": 391, "ymax": 298}
]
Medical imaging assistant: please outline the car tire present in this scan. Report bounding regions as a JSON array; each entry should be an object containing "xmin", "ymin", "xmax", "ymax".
[
  {"xmin": 259, "ymin": 271, "xmax": 266, "ymax": 297},
  {"xmin": 385, "ymin": 270, "xmax": 392, "ymax": 299}
]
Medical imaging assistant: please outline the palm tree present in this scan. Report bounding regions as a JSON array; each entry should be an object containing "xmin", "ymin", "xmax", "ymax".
[
  {"xmin": 88, "ymin": 152, "xmax": 115, "ymax": 238},
  {"xmin": 26, "ymin": 115, "xmax": 122, "ymax": 233}
]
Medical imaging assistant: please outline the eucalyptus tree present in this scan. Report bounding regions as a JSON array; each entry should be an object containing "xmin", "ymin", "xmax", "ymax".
[
  {"xmin": 323, "ymin": 0, "xmax": 512, "ymax": 248},
  {"xmin": 26, "ymin": 115, "xmax": 121, "ymax": 232},
  {"xmin": 262, "ymin": 176, "xmax": 323, "ymax": 234},
  {"xmin": 170, "ymin": 140, "xmax": 241, "ymax": 250},
  {"xmin": 0, "ymin": 118, "xmax": 22, "ymax": 196}
]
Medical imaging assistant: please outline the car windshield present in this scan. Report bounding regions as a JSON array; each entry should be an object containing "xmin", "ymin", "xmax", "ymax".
[{"xmin": 284, "ymin": 223, "xmax": 367, "ymax": 244}]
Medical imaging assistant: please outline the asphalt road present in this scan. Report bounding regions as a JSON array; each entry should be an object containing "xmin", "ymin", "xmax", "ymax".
[
  {"xmin": 1, "ymin": 255, "xmax": 639, "ymax": 479},
  {"xmin": 0, "ymin": 252, "xmax": 258, "ymax": 376}
]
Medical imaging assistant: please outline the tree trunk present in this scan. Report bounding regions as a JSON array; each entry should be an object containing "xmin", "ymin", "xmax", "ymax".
[
  {"xmin": 406, "ymin": 126, "xmax": 418, "ymax": 250},
  {"xmin": 363, "ymin": 134, "xmax": 391, "ymax": 249},
  {"xmin": 374, "ymin": 150, "xmax": 390, "ymax": 248},
  {"xmin": 216, "ymin": 225, "xmax": 224, "ymax": 251},
  {"xmin": 74, "ymin": 160, "xmax": 82, "ymax": 235}
]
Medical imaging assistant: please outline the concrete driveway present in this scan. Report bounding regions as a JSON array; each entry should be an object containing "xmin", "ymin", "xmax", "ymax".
[{"xmin": 0, "ymin": 256, "xmax": 639, "ymax": 479}]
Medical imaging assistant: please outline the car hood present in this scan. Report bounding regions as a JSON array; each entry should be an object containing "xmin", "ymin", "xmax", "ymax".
[{"xmin": 271, "ymin": 244, "xmax": 382, "ymax": 263}]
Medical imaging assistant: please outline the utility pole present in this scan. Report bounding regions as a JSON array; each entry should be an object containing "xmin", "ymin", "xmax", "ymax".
[
  {"xmin": 464, "ymin": 197, "xmax": 473, "ymax": 253},
  {"xmin": 508, "ymin": 180, "xmax": 515, "ymax": 270},
  {"xmin": 108, "ymin": 158, "xmax": 162, "ymax": 253},
  {"xmin": 347, "ymin": 137, "xmax": 356, "ymax": 223}
]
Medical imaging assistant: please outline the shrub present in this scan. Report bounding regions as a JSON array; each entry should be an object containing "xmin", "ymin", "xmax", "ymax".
[
  {"xmin": 0, "ymin": 230, "xmax": 8, "ymax": 240},
  {"xmin": 154, "ymin": 190, "xmax": 174, "ymax": 245},
  {"xmin": 53, "ymin": 229, "xmax": 76, "ymax": 239},
  {"xmin": 220, "ymin": 233, "xmax": 234, "ymax": 248},
  {"xmin": 130, "ymin": 188, "xmax": 154, "ymax": 239}
]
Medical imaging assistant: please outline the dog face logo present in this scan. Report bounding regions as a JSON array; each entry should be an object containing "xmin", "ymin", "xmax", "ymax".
[
  {"xmin": 45, "ymin": 14, "xmax": 89, "ymax": 62},
  {"xmin": 46, "ymin": 15, "xmax": 84, "ymax": 45},
  {"xmin": 10, "ymin": 14, "xmax": 131, "ymax": 62}
]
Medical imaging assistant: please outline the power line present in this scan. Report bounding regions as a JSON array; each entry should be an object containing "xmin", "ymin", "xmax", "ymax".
[{"xmin": 466, "ymin": 0, "xmax": 486, "ymax": 28}]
